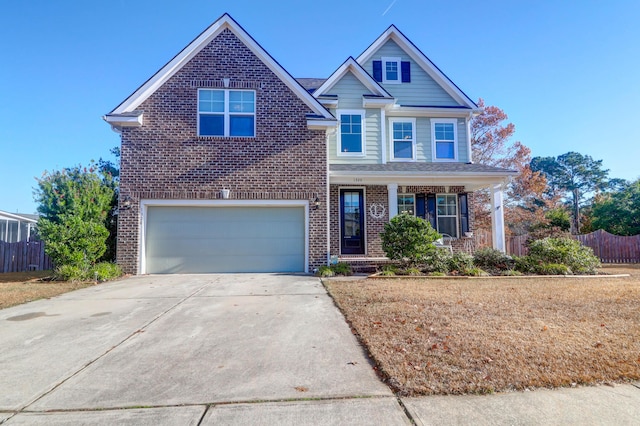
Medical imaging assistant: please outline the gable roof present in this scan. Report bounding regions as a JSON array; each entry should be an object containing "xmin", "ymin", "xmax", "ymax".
[
  {"xmin": 106, "ymin": 13, "xmax": 333, "ymax": 122},
  {"xmin": 312, "ymin": 57, "xmax": 393, "ymax": 99},
  {"xmin": 356, "ymin": 25, "xmax": 479, "ymax": 111}
]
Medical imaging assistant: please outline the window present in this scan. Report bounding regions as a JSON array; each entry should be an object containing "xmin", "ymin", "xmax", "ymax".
[
  {"xmin": 382, "ymin": 57, "xmax": 401, "ymax": 83},
  {"xmin": 389, "ymin": 118, "xmax": 416, "ymax": 161},
  {"xmin": 431, "ymin": 119, "xmax": 458, "ymax": 160},
  {"xmin": 397, "ymin": 194, "xmax": 415, "ymax": 215},
  {"xmin": 436, "ymin": 194, "xmax": 458, "ymax": 237},
  {"xmin": 338, "ymin": 110, "xmax": 365, "ymax": 155},
  {"xmin": 198, "ymin": 89, "xmax": 255, "ymax": 137}
]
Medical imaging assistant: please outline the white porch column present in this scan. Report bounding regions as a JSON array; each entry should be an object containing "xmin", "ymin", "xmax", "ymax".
[
  {"xmin": 387, "ymin": 183, "xmax": 398, "ymax": 220},
  {"xmin": 491, "ymin": 184, "xmax": 506, "ymax": 252}
]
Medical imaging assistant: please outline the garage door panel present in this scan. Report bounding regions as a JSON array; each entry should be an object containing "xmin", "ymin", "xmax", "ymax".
[{"xmin": 145, "ymin": 206, "xmax": 305, "ymax": 273}]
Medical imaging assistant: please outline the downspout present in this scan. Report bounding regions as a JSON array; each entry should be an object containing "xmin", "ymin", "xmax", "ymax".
[{"xmin": 326, "ymin": 129, "xmax": 331, "ymax": 266}]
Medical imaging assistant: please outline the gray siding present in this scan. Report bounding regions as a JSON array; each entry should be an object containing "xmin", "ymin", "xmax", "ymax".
[
  {"xmin": 361, "ymin": 40, "xmax": 460, "ymax": 107},
  {"xmin": 331, "ymin": 72, "xmax": 368, "ymax": 110}
]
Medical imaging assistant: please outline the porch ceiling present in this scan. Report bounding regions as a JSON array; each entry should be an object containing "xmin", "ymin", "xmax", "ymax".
[{"xmin": 329, "ymin": 163, "xmax": 517, "ymax": 191}]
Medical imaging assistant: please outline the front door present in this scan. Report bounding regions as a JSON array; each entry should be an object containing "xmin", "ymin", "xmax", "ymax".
[{"xmin": 340, "ymin": 189, "xmax": 365, "ymax": 254}]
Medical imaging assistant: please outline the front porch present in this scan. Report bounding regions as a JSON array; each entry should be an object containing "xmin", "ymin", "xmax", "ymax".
[{"xmin": 328, "ymin": 163, "xmax": 515, "ymax": 265}]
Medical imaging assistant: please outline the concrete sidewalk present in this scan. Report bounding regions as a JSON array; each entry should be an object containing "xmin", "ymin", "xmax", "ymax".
[{"xmin": 1, "ymin": 274, "xmax": 639, "ymax": 425}]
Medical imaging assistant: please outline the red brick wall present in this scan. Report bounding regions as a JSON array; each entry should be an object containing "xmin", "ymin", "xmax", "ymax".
[{"xmin": 117, "ymin": 28, "xmax": 327, "ymax": 274}]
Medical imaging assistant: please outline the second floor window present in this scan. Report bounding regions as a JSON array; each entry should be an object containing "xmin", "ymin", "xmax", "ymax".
[
  {"xmin": 198, "ymin": 89, "xmax": 255, "ymax": 137},
  {"xmin": 390, "ymin": 118, "xmax": 416, "ymax": 161},
  {"xmin": 338, "ymin": 111, "xmax": 364, "ymax": 155},
  {"xmin": 432, "ymin": 119, "xmax": 457, "ymax": 160}
]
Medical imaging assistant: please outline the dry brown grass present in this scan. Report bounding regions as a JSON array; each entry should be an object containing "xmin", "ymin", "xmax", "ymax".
[
  {"xmin": 324, "ymin": 265, "xmax": 640, "ymax": 396},
  {"xmin": 0, "ymin": 271, "xmax": 94, "ymax": 310}
]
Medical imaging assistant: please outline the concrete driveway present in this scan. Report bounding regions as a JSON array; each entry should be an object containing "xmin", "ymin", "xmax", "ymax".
[{"xmin": 0, "ymin": 274, "xmax": 408, "ymax": 425}]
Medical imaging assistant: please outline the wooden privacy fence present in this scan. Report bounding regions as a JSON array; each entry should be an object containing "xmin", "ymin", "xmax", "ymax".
[
  {"xmin": 0, "ymin": 240, "xmax": 53, "ymax": 273},
  {"xmin": 475, "ymin": 229, "xmax": 640, "ymax": 263}
]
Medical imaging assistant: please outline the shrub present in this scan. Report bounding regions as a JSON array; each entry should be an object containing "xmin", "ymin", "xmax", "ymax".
[
  {"xmin": 331, "ymin": 262, "xmax": 352, "ymax": 276},
  {"xmin": 379, "ymin": 269, "xmax": 396, "ymax": 276},
  {"xmin": 514, "ymin": 256, "xmax": 538, "ymax": 274},
  {"xmin": 465, "ymin": 267, "xmax": 488, "ymax": 277},
  {"xmin": 422, "ymin": 248, "xmax": 451, "ymax": 274},
  {"xmin": 380, "ymin": 264, "xmax": 399, "ymax": 274},
  {"xmin": 404, "ymin": 267, "xmax": 422, "ymax": 276},
  {"xmin": 527, "ymin": 237, "xmax": 600, "ymax": 275},
  {"xmin": 55, "ymin": 264, "xmax": 90, "ymax": 282},
  {"xmin": 448, "ymin": 252, "xmax": 474, "ymax": 275},
  {"xmin": 317, "ymin": 266, "xmax": 335, "ymax": 277},
  {"xmin": 381, "ymin": 214, "xmax": 441, "ymax": 267},
  {"xmin": 473, "ymin": 248, "xmax": 514, "ymax": 274},
  {"xmin": 536, "ymin": 263, "xmax": 571, "ymax": 275},
  {"xmin": 92, "ymin": 262, "xmax": 123, "ymax": 281},
  {"xmin": 55, "ymin": 262, "xmax": 123, "ymax": 282}
]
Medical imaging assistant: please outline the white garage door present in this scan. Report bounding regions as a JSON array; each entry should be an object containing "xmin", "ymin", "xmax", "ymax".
[{"xmin": 145, "ymin": 206, "xmax": 305, "ymax": 274}]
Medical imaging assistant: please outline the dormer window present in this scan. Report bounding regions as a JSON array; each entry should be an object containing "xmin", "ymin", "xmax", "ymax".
[{"xmin": 373, "ymin": 58, "xmax": 411, "ymax": 83}]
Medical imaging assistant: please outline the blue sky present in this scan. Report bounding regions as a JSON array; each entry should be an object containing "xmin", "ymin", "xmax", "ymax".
[{"xmin": 1, "ymin": 0, "xmax": 639, "ymax": 214}]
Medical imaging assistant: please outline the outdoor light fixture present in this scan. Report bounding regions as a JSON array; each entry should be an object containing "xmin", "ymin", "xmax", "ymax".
[
  {"xmin": 313, "ymin": 196, "xmax": 321, "ymax": 210},
  {"xmin": 120, "ymin": 195, "xmax": 133, "ymax": 210},
  {"xmin": 221, "ymin": 189, "xmax": 231, "ymax": 199}
]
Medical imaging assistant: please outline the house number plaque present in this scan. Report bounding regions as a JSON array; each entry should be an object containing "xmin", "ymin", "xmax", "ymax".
[{"xmin": 369, "ymin": 203, "xmax": 386, "ymax": 219}]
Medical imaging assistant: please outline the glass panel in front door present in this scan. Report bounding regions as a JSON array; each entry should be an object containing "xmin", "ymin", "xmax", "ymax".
[{"xmin": 341, "ymin": 189, "xmax": 365, "ymax": 254}]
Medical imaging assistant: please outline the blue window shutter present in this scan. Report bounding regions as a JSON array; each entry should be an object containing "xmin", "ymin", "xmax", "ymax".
[
  {"xmin": 416, "ymin": 194, "xmax": 426, "ymax": 220},
  {"xmin": 373, "ymin": 61, "xmax": 382, "ymax": 82},
  {"xmin": 459, "ymin": 193, "xmax": 469, "ymax": 234},
  {"xmin": 401, "ymin": 61, "xmax": 411, "ymax": 82},
  {"xmin": 426, "ymin": 194, "xmax": 437, "ymax": 230}
]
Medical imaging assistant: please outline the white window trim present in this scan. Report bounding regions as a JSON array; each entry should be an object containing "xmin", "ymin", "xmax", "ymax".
[
  {"xmin": 389, "ymin": 117, "xmax": 417, "ymax": 162},
  {"xmin": 397, "ymin": 193, "xmax": 416, "ymax": 216},
  {"xmin": 197, "ymin": 88, "xmax": 256, "ymax": 137},
  {"xmin": 381, "ymin": 56, "xmax": 401, "ymax": 84},
  {"xmin": 436, "ymin": 193, "xmax": 459, "ymax": 238},
  {"xmin": 431, "ymin": 118, "xmax": 458, "ymax": 161},
  {"xmin": 336, "ymin": 109, "xmax": 366, "ymax": 157}
]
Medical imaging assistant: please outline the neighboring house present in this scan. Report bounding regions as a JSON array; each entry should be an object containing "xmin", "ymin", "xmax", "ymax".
[
  {"xmin": 104, "ymin": 14, "xmax": 515, "ymax": 275},
  {"xmin": 0, "ymin": 211, "xmax": 38, "ymax": 243}
]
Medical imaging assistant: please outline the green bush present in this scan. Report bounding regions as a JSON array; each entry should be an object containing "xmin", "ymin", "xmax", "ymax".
[
  {"xmin": 448, "ymin": 252, "xmax": 474, "ymax": 274},
  {"xmin": 92, "ymin": 262, "xmax": 123, "ymax": 281},
  {"xmin": 514, "ymin": 256, "xmax": 538, "ymax": 274},
  {"xmin": 380, "ymin": 264, "xmax": 398, "ymax": 274},
  {"xmin": 379, "ymin": 269, "xmax": 396, "ymax": 276},
  {"xmin": 381, "ymin": 214, "xmax": 441, "ymax": 267},
  {"xmin": 535, "ymin": 263, "xmax": 571, "ymax": 275},
  {"xmin": 55, "ymin": 264, "xmax": 90, "ymax": 282},
  {"xmin": 473, "ymin": 248, "xmax": 514, "ymax": 274},
  {"xmin": 317, "ymin": 265, "xmax": 335, "ymax": 277},
  {"xmin": 422, "ymin": 247, "xmax": 451, "ymax": 274},
  {"xmin": 331, "ymin": 262, "xmax": 352, "ymax": 276},
  {"xmin": 404, "ymin": 267, "xmax": 422, "ymax": 276},
  {"xmin": 465, "ymin": 267, "xmax": 487, "ymax": 277},
  {"xmin": 527, "ymin": 237, "xmax": 600, "ymax": 275},
  {"xmin": 54, "ymin": 262, "xmax": 123, "ymax": 282}
]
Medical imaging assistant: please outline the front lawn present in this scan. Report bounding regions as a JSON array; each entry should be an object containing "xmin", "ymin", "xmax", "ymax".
[
  {"xmin": 324, "ymin": 266, "xmax": 640, "ymax": 395},
  {"xmin": 0, "ymin": 271, "xmax": 94, "ymax": 310}
]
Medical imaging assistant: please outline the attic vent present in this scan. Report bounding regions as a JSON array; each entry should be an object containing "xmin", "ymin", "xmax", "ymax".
[{"xmin": 190, "ymin": 80, "xmax": 262, "ymax": 89}]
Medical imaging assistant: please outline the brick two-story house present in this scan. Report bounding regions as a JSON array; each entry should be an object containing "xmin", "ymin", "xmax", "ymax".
[{"xmin": 105, "ymin": 14, "xmax": 515, "ymax": 275}]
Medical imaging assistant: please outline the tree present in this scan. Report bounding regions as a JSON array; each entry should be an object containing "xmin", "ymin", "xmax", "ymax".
[
  {"xmin": 471, "ymin": 99, "xmax": 549, "ymax": 234},
  {"xmin": 34, "ymin": 165, "xmax": 115, "ymax": 269},
  {"xmin": 530, "ymin": 152, "xmax": 610, "ymax": 233},
  {"xmin": 589, "ymin": 179, "xmax": 640, "ymax": 236},
  {"xmin": 97, "ymin": 147, "xmax": 120, "ymax": 261}
]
